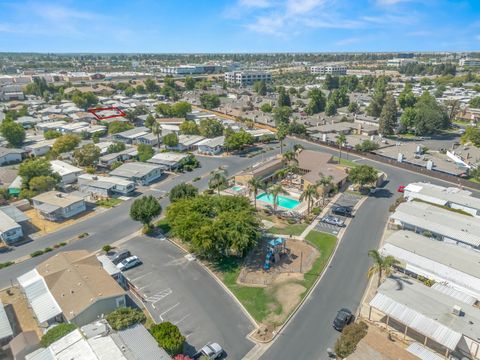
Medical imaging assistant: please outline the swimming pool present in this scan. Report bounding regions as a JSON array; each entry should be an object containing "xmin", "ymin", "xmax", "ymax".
[
  {"xmin": 256, "ymin": 193, "xmax": 301, "ymax": 209},
  {"xmin": 231, "ymin": 185, "xmax": 244, "ymax": 192}
]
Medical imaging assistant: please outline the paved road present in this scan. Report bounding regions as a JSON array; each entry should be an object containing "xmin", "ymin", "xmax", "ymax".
[{"xmin": 261, "ymin": 137, "xmax": 480, "ymax": 360}]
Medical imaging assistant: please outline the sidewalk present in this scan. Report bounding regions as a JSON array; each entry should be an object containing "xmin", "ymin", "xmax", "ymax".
[{"xmin": 299, "ymin": 193, "xmax": 342, "ymax": 239}]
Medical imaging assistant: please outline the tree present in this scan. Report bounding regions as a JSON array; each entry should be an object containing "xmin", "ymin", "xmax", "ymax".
[
  {"xmin": 184, "ymin": 76, "xmax": 195, "ymax": 90},
  {"xmin": 73, "ymin": 144, "xmax": 101, "ymax": 166},
  {"xmin": 253, "ymin": 80, "xmax": 267, "ymax": 96},
  {"xmin": 163, "ymin": 133, "xmax": 179, "ymax": 147},
  {"xmin": 169, "ymin": 183, "xmax": 198, "ymax": 202},
  {"xmin": 260, "ymin": 103, "xmax": 273, "ymax": 113},
  {"xmin": 171, "ymin": 102, "xmax": 192, "ymax": 118},
  {"xmin": 305, "ymin": 88, "xmax": 326, "ymax": 115},
  {"xmin": 144, "ymin": 114, "xmax": 156, "ymax": 129},
  {"xmin": 277, "ymin": 87, "xmax": 291, "ymax": 107},
  {"xmin": 461, "ymin": 126, "xmax": 480, "ymax": 146},
  {"xmin": 397, "ymin": 83, "xmax": 416, "ymax": 110},
  {"xmin": 29, "ymin": 176, "xmax": 57, "ymax": 193},
  {"xmin": 334, "ymin": 322, "xmax": 368, "ymax": 359},
  {"xmin": 323, "ymin": 74, "xmax": 339, "ymax": 90},
  {"xmin": 288, "ymin": 121, "xmax": 306, "ymax": 135},
  {"xmin": 144, "ymin": 78, "xmax": 160, "ymax": 93},
  {"xmin": 247, "ymin": 178, "xmax": 266, "ymax": 210},
  {"xmin": 52, "ymin": 134, "xmax": 81, "ymax": 154},
  {"xmin": 108, "ymin": 121, "xmax": 134, "ymax": 134},
  {"xmin": 379, "ymin": 95, "xmax": 398, "ymax": 136},
  {"xmin": 137, "ymin": 144, "xmax": 154, "ymax": 162},
  {"xmin": 276, "ymin": 124, "xmax": 289, "ymax": 155},
  {"xmin": 300, "ymin": 184, "xmax": 318, "ymax": 214},
  {"xmin": 367, "ymin": 249, "xmax": 399, "ymax": 287},
  {"xmin": 107, "ymin": 142, "xmax": 126, "ymax": 154},
  {"xmin": 273, "ymin": 106, "xmax": 292, "ymax": 127},
  {"xmin": 399, "ymin": 107, "xmax": 416, "ymax": 133},
  {"xmin": 106, "ymin": 307, "xmax": 146, "ymax": 330},
  {"xmin": 179, "ymin": 154, "xmax": 200, "ymax": 171},
  {"xmin": 200, "ymin": 94, "xmax": 220, "ymax": 109},
  {"xmin": 444, "ymin": 99, "xmax": 461, "ymax": 123},
  {"xmin": 44, "ymin": 130, "xmax": 62, "ymax": 140},
  {"xmin": 71, "ymin": 92, "xmax": 98, "ymax": 110},
  {"xmin": 130, "ymin": 195, "xmax": 162, "ymax": 228},
  {"xmin": 366, "ymin": 77, "xmax": 387, "ymax": 117},
  {"xmin": 269, "ymin": 184, "xmax": 288, "ymax": 214},
  {"xmin": 325, "ymin": 101, "xmax": 337, "ymax": 116},
  {"xmin": 347, "ymin": 101, "xmax": 359, "ymax": 114},
  {"xmin": 19, "ymin": 158, "xmax": 54, "ymax": 186},
  {"xmin": 0, "ymin": 121, "xmax": 25, "ymax": 147},
  {"xmin": 180, "ymin": 120, "xmax": 199, "ymax": 135},
  {"xmin": 124, "ymin": 86, "xmax": 135, "ymax": 97},
  {"xmin": 199, "ymin": 118, "xmax": 224, "ymax": 138},
  {"xmin": 348, "ymin": 165, "xmax": 377, "ymax": 188},
  {"xmin": 41, "ymin": 324, "xmax": 77, "ymax": 347},
  {"xmin": 135, "ymin": 84, "xmax": 146, "ymax": 94},
  {"xmin": 282, "ymin": 149, "xmax": 298, "ymax": 165},
  {"xmin": 316, "ymin": 175, "xmax": 333, "ymax": 205},
  {"xmin": 209, "ymin": 170, "xmax": 228, "ymax": 195},
  {"xmin": 336, "ymin": 133, "xmax": 346, "ymax": 161},
  {"xmin": 469, "ymin": 96, "xmax": 480, "ymax": 109},
  {"xmin": 224, "ymin": 129, "xmax": 254, "ymax": 151},
  {"xmin": 354, "ymin": 140, "xmax": 379, "ymax": 152},
  {"xmin": 151, "ymin": 121, "xmax": 162, "ymax": 149},
  {"xmin": 150, "ymin": 322, "xmax": 185, "ymax": 357},
  {"xmin": 413, "ymin": 91, "xmax": 449, "ymax": 135}
]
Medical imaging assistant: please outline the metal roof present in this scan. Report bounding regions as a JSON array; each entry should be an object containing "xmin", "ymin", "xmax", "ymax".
[
  {"xmin": 17, "ymin": 269, "xmax": 62, "ymax": 324},
  {"xmin": 0, "ymin": 301, "xmax": 13, "ymax": 340},
  {"xmin": 406, "ymin": 343, "xmax": 444, "ymax": 360},
  {"xmin": 0, "ymin": 210, "xmax": 21, "ymax": 233},
  {"xmin": 0, "ymin": 205, "xmax": 29, "ymax": 222},
  {"xmin": 431, "ymin": 283, "xmax": 477, "ymax": 306},
  {"xmin": 117, "ymin": 323, "xmax": 170, "ymax": 360}
]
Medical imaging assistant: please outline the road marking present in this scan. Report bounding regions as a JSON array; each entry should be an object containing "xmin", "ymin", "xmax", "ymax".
[
  {"xmin": 129, "ymin": 272, "xmax": 152, "ymax": 283},
  {"xmin": 160, "ymin": 302, "xmax": 180, "ymax": 317},
  {"xmin": 173, "ymin": 313, "xmax": 191, "ymax": 326},
  {"xmin": 146, "ymin": 288, "xmax": 172, "ymax": 303}
]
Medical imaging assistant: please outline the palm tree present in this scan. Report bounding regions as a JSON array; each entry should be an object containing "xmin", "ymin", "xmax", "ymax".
[
  {"xmin": 336, "ymin": 133, "xmax": 346, "ymax": 162},
  {"xmin": 282, "ymin": 149, "xmax": 298, "ymax": 165},
  {"xmin": 151, "ymin": 121, "xmax": 162, "ymax": 150},
  {"xmin": 269, "ymin": 184, "xmax": 288, "ymax": 214},
  {"xmin": 293, "ymin": 144, "xmax": 304, "ymax": 153},
  {"xmin": 300, "ymin": 184, "xmax": 318, "ymax": 214},
  {"xmin": 209, "ymin": 170, "xmax": 228, "ymax": 195},
  {"xmin": 248, "ymin": 178, "xmax": 265, "ymax": 210},
  {"xmin": 367, "ymin": 249, "xmax": 400, "ymax": 287},
  {"xmin": 316, "ymin": 174, "xmax": 333, "ymax": 205}
]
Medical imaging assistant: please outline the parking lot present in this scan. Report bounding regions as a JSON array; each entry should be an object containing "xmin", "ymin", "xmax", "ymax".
[
  {"xmin": 118, "ymin": 236, "xmax": 255, "ymax": 359},
  {"xmin": 315, "ymin": 193, "xmax": 363, "ymax": 235}
]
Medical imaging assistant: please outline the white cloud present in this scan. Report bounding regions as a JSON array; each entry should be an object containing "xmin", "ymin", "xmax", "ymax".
[{"xmin": 285, "ymin": 0, "xmax": 326, "ymax": 15}]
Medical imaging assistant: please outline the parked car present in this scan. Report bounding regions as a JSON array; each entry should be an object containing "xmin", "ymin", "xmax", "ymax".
[
  {"xmin": 333, "ymin": 308, "xmax": 354, "ymax": 331},
  {"xmin": 111, "ymin": 250, "xmax": 131, "ymax": 265},
  {"xmin": 116, "ymin": 256, "xmax": 142, "ymax": 271},
  {"xmin": 321, "ymin": 215, "xmax": 345, "ymax": 227},
  {"xmin": 397, "ymin": 185, "xmax": 406, "ymax": 193},
  {"xmin": 331, "ymin": 206, "xmax": 352, "ymax": 217},
  {"xmin": 195, "ymin": 342, "xmax": 224, "ymax": 359}
]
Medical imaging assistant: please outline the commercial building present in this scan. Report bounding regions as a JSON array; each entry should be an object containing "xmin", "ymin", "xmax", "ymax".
[
  {"xmin": 369, "ymin": 276, "xmax": 480, "ymax": 359},
  {"xmin": 381, "ymin": 230, "xmax": 480, "ymax": 300},
  {"xmin": 389, "ymin": 201, "xmax": 480, "ymax": 249},
  {"xmin": 32, "ymin": 191, "xmax": 86, "ymax": 221},
  {"xmin": 404, "ymin": 182, "xmax": 480, "ymax": 218},
  {"xmin": 18, "ymin": 251, "xmax": 126, "ymax": 327},
  {"xmin": 224, "ymin": 70, "xmax": 271, "ymax": 86},
  {"xmin": 460, "ymin": 58, "xmax": 480, "ymax": 68},
  {"xmin": 159, "ymin": 64, "xmax": 221, "ymax": 75},
  {"xmin": 78, "ymin": 174, "xmax": 136, "ymax": 197},
  {"xmin": 109, "ymin": 162, "xmax": 163, "ymax": 185},
  {"xmin": 387, "ymin": 58, "xmax": 418, "ymax": 67},
  {"xmin": 310, "ymin": 65, "xmax": 347, "ymax": 75}
]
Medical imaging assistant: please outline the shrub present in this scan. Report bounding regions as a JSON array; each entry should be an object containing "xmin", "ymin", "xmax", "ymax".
[
  {"xmin": 102, "ymin": 244, "xmax": 112, "ymax": 253},
  {"xmin": 40, "ymin": 323, "xmax": 77, "ymax": 347},
  {"xmin": 150, "ymin": 322, "xmax": 185, "ymax": 356},
  {"xmin": 106, "ymin": 307, "xmax": 146, "ymax": 330},
  {"xmin": 78, "ymin": 232, "xmax": 89, "ymax": 238},
  {"xmin": 30, "ymin": 250, "xmax": 44, "ymax": 257},
  {"xmin": 334, "ymin": 321, "xmax": 368, "ymax": 359},
  {"xmin": 311, "ymin": 207, "xmax": 321, "ymax": 215},
  {"xmin": 0, "ymin": 261, "xmax": 14, "ymax": 269},
  {"xmin": 193, "ymin": 177, "xmax": 201, "ymax": 182},
  {"xmin": 44, "ymin": 247, "xmax": 53, "ymax": 253}
]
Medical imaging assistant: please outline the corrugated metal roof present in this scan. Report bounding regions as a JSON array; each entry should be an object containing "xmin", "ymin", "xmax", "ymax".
[
  {"xmin": 117, "ymin": 323, "xmax": 170, "ymax": 360},
  {"xmin": 370, "ymin": 292, "xmax": 462, "ymax": 350},
  {"xmin": 0, "ymin": 301, "xmax": 13, "ymax": 340},
  {"xmin": 25, "ymin": 348, "xmax": 55, "ymax": 360},
  {"xmin": 406, "ymin": 343, "xmax": 444, "ymax": 360},
  {"xmin": 18, "ymin": 269, "xmax": 62, "ymax": 324},
  {"xmin": 431, "ymin": 284, "xmax": 477, "ymax": 306}
]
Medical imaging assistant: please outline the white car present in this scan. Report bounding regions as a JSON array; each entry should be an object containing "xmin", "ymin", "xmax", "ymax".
[
  {"xmin": 197, "ymin": 342, "xmax": 223, "ymax": 359},
  {"xmin": 116, "ymin": 256, "xmax": 141, "ymax": 271}
]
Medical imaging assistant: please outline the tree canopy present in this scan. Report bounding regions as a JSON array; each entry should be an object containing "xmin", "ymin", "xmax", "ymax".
[
  {"xmin": 52, "ymin": 134, "xmax": 81, "ymax": 154},
  {"xmin": 224, "ymin": 129, "xmax": 254, "ymax": 151},
  {"xmin": 163, "ymin": 133, "xmax": 179, "ymax": 147},
  {"xmin": 130, "ymin": 195, "xmax": 162, "ymax": 227},
  {"xmin": 379, "ymin": 94, "xmax": 398, "ymax": 135},
  {"xmin": 150, "ymin": 322, "xmax": 185, "ymax": 356},
  {"xmin": 108, "ymin": 121, "xmax": 134, "ymax": 134},
  {"xmin": 73, "ymin": 144, "xmax": 101, "ymax": 166},
  {"xmin": 179, "ymin": 120, "xmax": 200, "ymax": 135},
  {"xmin": 0, "ymin": 121, "xmax": 25, "ymax": 147},
  {"xmin": 169, "ymin": 183, "xmax": 198, "ymax": 202},
  {"xmin": 137, "ymin": 144, "xmax": 154, "ymax": 162},
  {"xmin": 200, "ymin": 94, "xmax": 221, "ymax": 109},
  {"xmin": 199, "ymin": 118, "xmax": 224, "ymax": 138},
  {"xmin": 348, "ymin": 165, "xmax": 378, "ymax": 187}
]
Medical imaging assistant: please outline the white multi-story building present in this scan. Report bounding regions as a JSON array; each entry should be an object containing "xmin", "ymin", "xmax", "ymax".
[
  {"xmin": 310, "ymin": 65, "xmax": 347, "ymax": 75},
  {"xmin": 224, "ymin": 70, "xmax": 272, "ymax": 86},
  {"xmin": 387, "ymin": 58, "xmax": 417, "ymax": 68},
  {"xmin": 159, "ymin": 64, "xmax": 221, "ymax": 75},
  {"xmin": 460, "ymin": 58, "xmax": 480, "ymax": 68}
]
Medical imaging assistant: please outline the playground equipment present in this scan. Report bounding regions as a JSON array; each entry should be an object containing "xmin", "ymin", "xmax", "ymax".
[{"xmin": 263, "ymin": 237, "xmax": 289, "ymax": 271}]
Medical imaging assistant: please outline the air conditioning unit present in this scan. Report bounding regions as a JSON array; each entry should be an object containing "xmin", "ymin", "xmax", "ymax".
[{"xmin": 452, "ymin": 305, "xmax": 462, "ymax": 316}]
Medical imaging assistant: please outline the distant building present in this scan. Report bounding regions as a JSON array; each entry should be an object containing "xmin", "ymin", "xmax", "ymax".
[
  {"xmin": 310, "ymin": 65, "xmax": 347, "ymax": 75},
  {"xmin": 459, "ymin": 58, "xmax": 480, "ymax": 68},
  {"xmin": 387, "ymin": 58, "xmax": 417, "ymax": 67},
  {"xmin": 224, "ymin": 71, "xmax": 271, "ymax": 86},
  {"xmin": 160, "ymin": 64, "xmax": 221, "ymax": 75}
]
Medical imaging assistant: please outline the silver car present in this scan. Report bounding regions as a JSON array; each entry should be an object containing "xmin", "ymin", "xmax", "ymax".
[{"xmin": 116, "ymin": 256, "xmax": 141, "ymax": 271}]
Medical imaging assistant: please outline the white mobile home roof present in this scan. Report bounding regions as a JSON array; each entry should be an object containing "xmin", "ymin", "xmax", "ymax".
[
  {"xmin": 0, "ymin": 210, "xmax": 21, "ymax": 233},
  {"xmin": 50, "ymin": 160, "xmax": 82, "ymax": 177},
  {"xmin": 177, "ymin": 134, "xmax": 204, "ymax": 146},
  {"xmin": 17, "ymin": 269, "xmax": 62, "ymax": 324},
  {"xmin": 0, "ymin": 301, "xmax": 13, "ymax": 340},
  {"xmin": 390, "ymin": 201, "xmax": 480, "ymax": 247},
  {"xmin": 196, "ymin": 136, "xmax": 225, "ymax": 148}
]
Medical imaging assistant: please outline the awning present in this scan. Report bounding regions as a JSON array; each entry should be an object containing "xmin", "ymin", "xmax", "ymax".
[{"xmin": 36, "ymin": 203, "xmax": 60, "ymax": 214}]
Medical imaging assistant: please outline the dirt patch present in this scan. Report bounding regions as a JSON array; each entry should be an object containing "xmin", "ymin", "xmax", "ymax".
[
  {"xmin": 24, "ymin": 208, "xmax": 96, "ymax": 237},
  {"xmin": 266, "ymin": 282, "xmax": 305, "ymax": 325}
]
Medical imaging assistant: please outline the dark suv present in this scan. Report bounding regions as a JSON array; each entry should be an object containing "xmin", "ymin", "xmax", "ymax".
[
  {"xmin": 111, "ymin": 250, "xmax": 131, "ymax": 265},
  {"xmin": 331, "ymin": 206, "xmax": 352, "ymax": 217}
]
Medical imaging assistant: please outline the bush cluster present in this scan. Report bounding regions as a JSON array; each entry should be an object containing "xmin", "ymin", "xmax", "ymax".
[
  {"xmin": 106, "ymin": 307, "xmax": 146, "ymax": 330},
  {"xmin": 334, "ymin": 321, "xmax": 368, "ymax": 358}
]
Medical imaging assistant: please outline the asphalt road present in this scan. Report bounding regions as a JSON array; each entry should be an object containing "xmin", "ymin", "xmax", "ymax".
[{"xmin": 261, "ymin": 138, "xmax": 480, "ymax": 360}]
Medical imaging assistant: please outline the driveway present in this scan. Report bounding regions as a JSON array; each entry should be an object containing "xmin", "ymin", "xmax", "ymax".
[{"xmin": 118, "ymin": 236, "xmax": 255, "ymax": 359}]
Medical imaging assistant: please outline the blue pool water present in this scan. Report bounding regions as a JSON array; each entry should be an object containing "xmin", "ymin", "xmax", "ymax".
[
  {"xmin": 256, "ymin": 193, "xmax": 300, "ymax": 209},
  {"xmin": 231, "ymin": 185, "xmax": 243, "ymax": 192}
]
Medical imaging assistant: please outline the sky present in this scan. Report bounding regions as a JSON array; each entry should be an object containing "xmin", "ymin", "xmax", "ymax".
[{"xmin": 0, "ymin": 0, "xmax": 479, "ymax": 53}]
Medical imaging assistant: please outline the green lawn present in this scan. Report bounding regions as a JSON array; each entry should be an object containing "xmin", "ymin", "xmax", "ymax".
[
  {"xmin": 268, "ymin": 223, "xmax": 308, "ymax": 236},
  {"xmin": 302, "ymin": 231, "xmax": 338, "ymax": 290},
  {"xmin": 96, "ymin": 198, "xmax": 122, "ymax": 208},
  {"xmin": 333, "ymin": 156, "xmax": 359, "ymax": 168},
  {"xmin": 213, "ymin": 258, "xmax": 280, "ymax": 323}
]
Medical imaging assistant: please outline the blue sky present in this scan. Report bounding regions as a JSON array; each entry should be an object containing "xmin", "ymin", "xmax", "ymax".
[{"xmin": 0, "ymin": 0, "xmax": 478, "ymax": 53}]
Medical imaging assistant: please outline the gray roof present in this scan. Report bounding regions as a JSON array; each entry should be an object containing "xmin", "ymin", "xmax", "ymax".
[
  {"xmin": 0, "ymin": 205, "xmax": 29, "ymax": 222},
  {"xmin": 0, "ymin": 210, "xmax": 21, "ymax": 233},
  {"xmin": 371, "ymin": 276, "xmax": 480, "ymax": 350},
  {"xmin": 196, "ymin": 136, "xmax": 225, "ymax": 148},
  {"xmin": 115, "ymin": 126, "xmax": 150, "ymax": 139},
  {"xmin": 110, "ymin": 162, "xmax": 162, "ymax": 179},
  {"xmin": 35, "ymin": 203, "xmax": 60, "ymax": 214},
  {"xmin": 0, "ymin": 147, "xmax": 25, "ymax": 157},
  {"xmin": 0, "ymin": 301, "xmax": 13, "ymax": 340},
  {"xmin": 390, "ymin": 201, "xmax": 480, "ymax": 247},
  {"xmin": 116, "ymin": 323, "xmax": 170, "ymax": 360}
]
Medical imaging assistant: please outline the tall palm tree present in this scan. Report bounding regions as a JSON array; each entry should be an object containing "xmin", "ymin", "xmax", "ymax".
[
  {"xmin": 367, "ymin": 249, "xmax": 400, "ymax": 287},
  {"xmin": 209, "ymin": 170, "xmax": 228, "ymax": 195},
  {"xmin": 336, "ymin": 133, "xmax": 346, "ymax": 162},
  {"xmin": 151, "ymin": 121, "xmax": 162, "ymax": 150},
  {"xmin": 316, "ymin": 174, "xmax": 333, "ymax": 205},
  {"xmin": 269, "ymin": 184, "xmax": 288, "ymax": 214},
  {"xmin": 300, "ymin": 184, "xmax": 318, "ymax": 214},
  {"xmin": 248, "ymin": 178, "xmax": 266, "ymax": 210},
  {"xmin": 282, "ymin": 149, "xmax": 298, "ymax": 165}
]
